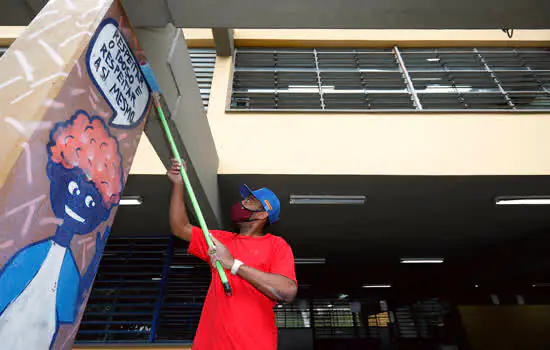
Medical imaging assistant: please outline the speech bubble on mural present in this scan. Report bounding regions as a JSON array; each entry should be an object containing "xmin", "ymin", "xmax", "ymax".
[{"xmin": 86, "ymin": 19, "xmax": 150, "ymax": 129}]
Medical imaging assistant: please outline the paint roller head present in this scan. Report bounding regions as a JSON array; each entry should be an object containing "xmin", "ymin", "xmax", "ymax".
[{"xmin": 140, "ymin": 62, "xmax": 161, "ymax": 94}]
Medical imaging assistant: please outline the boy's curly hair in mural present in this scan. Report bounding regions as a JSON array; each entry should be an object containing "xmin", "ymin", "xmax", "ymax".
[{"xmin": 48, "ymin": 111, "xmax": 123, "ymax": 208}]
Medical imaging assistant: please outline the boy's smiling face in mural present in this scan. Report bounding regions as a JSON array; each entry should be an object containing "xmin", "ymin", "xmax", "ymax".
[
  {"xmin": 47, "ymin": 111, "xmax": 123, "ymax": 234},
  {"xmin": 48, "ymin": 164, "xmax": 110, "ymax": 233}
]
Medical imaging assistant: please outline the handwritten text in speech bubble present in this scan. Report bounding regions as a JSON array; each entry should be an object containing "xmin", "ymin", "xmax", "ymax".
[{"xmin": 86, "ymin": 19, "xmax": 150, "ymax": 129}]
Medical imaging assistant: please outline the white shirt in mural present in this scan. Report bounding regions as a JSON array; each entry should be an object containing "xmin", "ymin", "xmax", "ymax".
[{"xmin": 0, "ymin": 242, "xmax": 67, "ymax": 350}]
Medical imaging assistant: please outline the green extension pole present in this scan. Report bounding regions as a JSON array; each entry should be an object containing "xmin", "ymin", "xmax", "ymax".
[{"xmin": 141, "ymin": 62, "xmax": 232, "ymax": 296}]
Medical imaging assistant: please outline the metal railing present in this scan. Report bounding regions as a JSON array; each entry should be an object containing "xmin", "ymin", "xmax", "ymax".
[{"xmin": 76, "ymin": 236, "xmax": 207, "ymax": 344}]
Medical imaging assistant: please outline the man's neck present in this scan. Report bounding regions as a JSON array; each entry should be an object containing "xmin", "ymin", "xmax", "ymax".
[{"xmin": 238, "ymin": 223, "xmax": 265, "ymax": 237}]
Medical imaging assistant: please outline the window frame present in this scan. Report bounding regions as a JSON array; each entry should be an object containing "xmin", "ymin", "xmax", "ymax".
[{"xmin": 228, "ymin": 47, "xmax": 550, "ymax": 113}]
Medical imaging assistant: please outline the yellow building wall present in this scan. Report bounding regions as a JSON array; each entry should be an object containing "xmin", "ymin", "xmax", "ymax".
[
  {"xmin": 183, "ymin": 28, "xmax": 214, "ymax": 47},
  {"xmin": 204, "ymin": 30, "xmax": 550, "ymax": 175},
  {"xmin": 129, "ymin": 134, "xmax": 166, "ymax": 174},
  {"xmin": 0, "ymin": 26, "xmax": 25, "ymax": 45}
]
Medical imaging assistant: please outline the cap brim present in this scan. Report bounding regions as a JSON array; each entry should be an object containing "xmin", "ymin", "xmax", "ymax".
[{"xmin": 239, "ymin": 184, "xmax": 253, "ymax": 199}]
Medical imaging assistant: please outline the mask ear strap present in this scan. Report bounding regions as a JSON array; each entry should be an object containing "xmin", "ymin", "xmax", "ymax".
[{"xmin": 241, "ymin": 202, "xmax": 264, "ymax": 213}]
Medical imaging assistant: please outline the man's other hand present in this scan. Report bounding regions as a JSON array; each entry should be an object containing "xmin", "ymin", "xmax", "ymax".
[{"xmin": 167, "ymin": 158, "xmax": 185, "ymax": 184}]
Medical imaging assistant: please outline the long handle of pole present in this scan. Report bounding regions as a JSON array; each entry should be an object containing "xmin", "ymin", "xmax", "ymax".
[{"xmin": 152, "ymin": 94, "xmax": 232, "ymax": 296}]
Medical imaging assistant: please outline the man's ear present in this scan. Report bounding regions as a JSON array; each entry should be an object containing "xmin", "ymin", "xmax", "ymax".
[{"xmin": 258, "ymin": 211, "xmax": 269, "ymax": 220}]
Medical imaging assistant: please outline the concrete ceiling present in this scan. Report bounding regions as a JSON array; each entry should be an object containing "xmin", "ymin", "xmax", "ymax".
[
  {"xmin": 113, "ymin": 174, "xmax": 550, "ymax": 297},
  {"xmin": 3, "ymin": 0, "xmax": 550, "ymax": 29}
]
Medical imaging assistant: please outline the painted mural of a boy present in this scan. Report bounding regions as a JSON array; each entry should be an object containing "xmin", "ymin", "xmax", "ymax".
[{"xmin": 0, "ymin": 111, "xmax": 123, "ymax": 349}]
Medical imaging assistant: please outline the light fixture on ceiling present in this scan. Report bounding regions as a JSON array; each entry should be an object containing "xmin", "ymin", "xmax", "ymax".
[
  {"xmin": 495, "ymin": 196, "xmax": 550, "ymax": 206},
  {"xmin": 362, "ymin": 284, "xmax": 392, "ymax": 288},
  {"xmin": 532, "ymin": 283, "xmax": 550, "ymax": 288},
  {"xmin": 426, "ymin": 58, "xmax": 441, "ymax": 62},
  {"xmin": 400, "ymin": 258, "xmax": 444, "ymax": 264},
  {"xmin": 294, "ymin": 258, "xmax": 326, "ymax": 264},
  {"xmin": 151, "ymin": 277, "xmax": 162, "ymax": 281},
  {"xmin": 170, "ymin": 265, "xmax": 195, "ymax": 269},
  {"xmin": 120, "ymin": 196, "xmax": 143, "ymax": 206},
  {"xmin": 338, "ymin": 294, "xmax": 349, "ymax": 300},
  {"xmin": 289, "ymin": 195, "xmax": 366, "ymax": 205}
]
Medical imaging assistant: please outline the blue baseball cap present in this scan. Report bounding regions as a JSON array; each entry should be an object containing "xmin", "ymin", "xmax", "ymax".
[{"xmin": 239, "ymin": 184, "xmax": 281, "ymax": 224}]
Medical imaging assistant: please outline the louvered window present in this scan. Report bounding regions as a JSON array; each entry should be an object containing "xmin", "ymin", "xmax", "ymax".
[
  {"xmin": 189, "ymin": 49, "xmax": 216, "ymax": 110},
  {"xmin": 231, "ymin": 47, "xmax": 550, "ymax": 111}
]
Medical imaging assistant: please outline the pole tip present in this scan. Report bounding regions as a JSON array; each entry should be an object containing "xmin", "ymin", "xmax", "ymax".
[
  {"xmin": 223, "ymin": 282, "xmax": 233, "ymax": 296},
  {"xmin": 140, "ymin": 61, "xmax": 162, "ymax": 94}
]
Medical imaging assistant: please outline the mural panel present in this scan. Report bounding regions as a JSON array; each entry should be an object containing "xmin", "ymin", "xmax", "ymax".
[{"xmin": 0, "ymin": 1, "xmax": 151, "ymax": 348}]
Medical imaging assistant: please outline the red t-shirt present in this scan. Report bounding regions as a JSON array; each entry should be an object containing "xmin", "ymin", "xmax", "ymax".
[{"xmin": 188, "ymin": 227, "xmax": 297, "ymax": 350}]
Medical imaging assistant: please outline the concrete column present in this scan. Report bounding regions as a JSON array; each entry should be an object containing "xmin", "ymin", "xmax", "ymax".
[
  {"xmin": 135, "ymin": 25, "xmax": 222, "ymax": 227},
  {"xmin": 0, "ymin": 0, "xmax": 154, "ymax": 348},
  {"xmin": 212, "ymin": 28, "xmax": 234, "ymax": 57}
]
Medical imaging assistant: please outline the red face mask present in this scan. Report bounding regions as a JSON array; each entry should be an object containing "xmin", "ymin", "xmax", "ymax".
[{"xmin": 231, "ymin": 202, "xmax": 256, "ymax": 223}]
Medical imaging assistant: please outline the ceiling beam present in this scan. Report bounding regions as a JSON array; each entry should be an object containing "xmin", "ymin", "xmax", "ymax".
[
  {"xmin": 23, "ymin": 0, "xmax": 43, "ymax": 14},
  {"xmin": 121, "ymin": 0, "xmax": 172, "ymax": 27},
  {"xmin": 165, "ymin": 0, "xmax": 550, "ymax": 29},
  {"xmin": 0, "ymin": 0, "xmax": 37, "ymax": 25},
  {"xmin": 4, "ymin": 0, "xmax": 550, "ymax": 29},
  {"xmin": 212, "ymin": 28, "xmax": 234, "ymax": 57}
]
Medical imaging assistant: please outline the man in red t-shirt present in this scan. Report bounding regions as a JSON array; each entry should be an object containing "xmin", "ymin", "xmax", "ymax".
[{"xmin": 168, "ymin": 159, "xmax": 297, "ymax": 350}]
